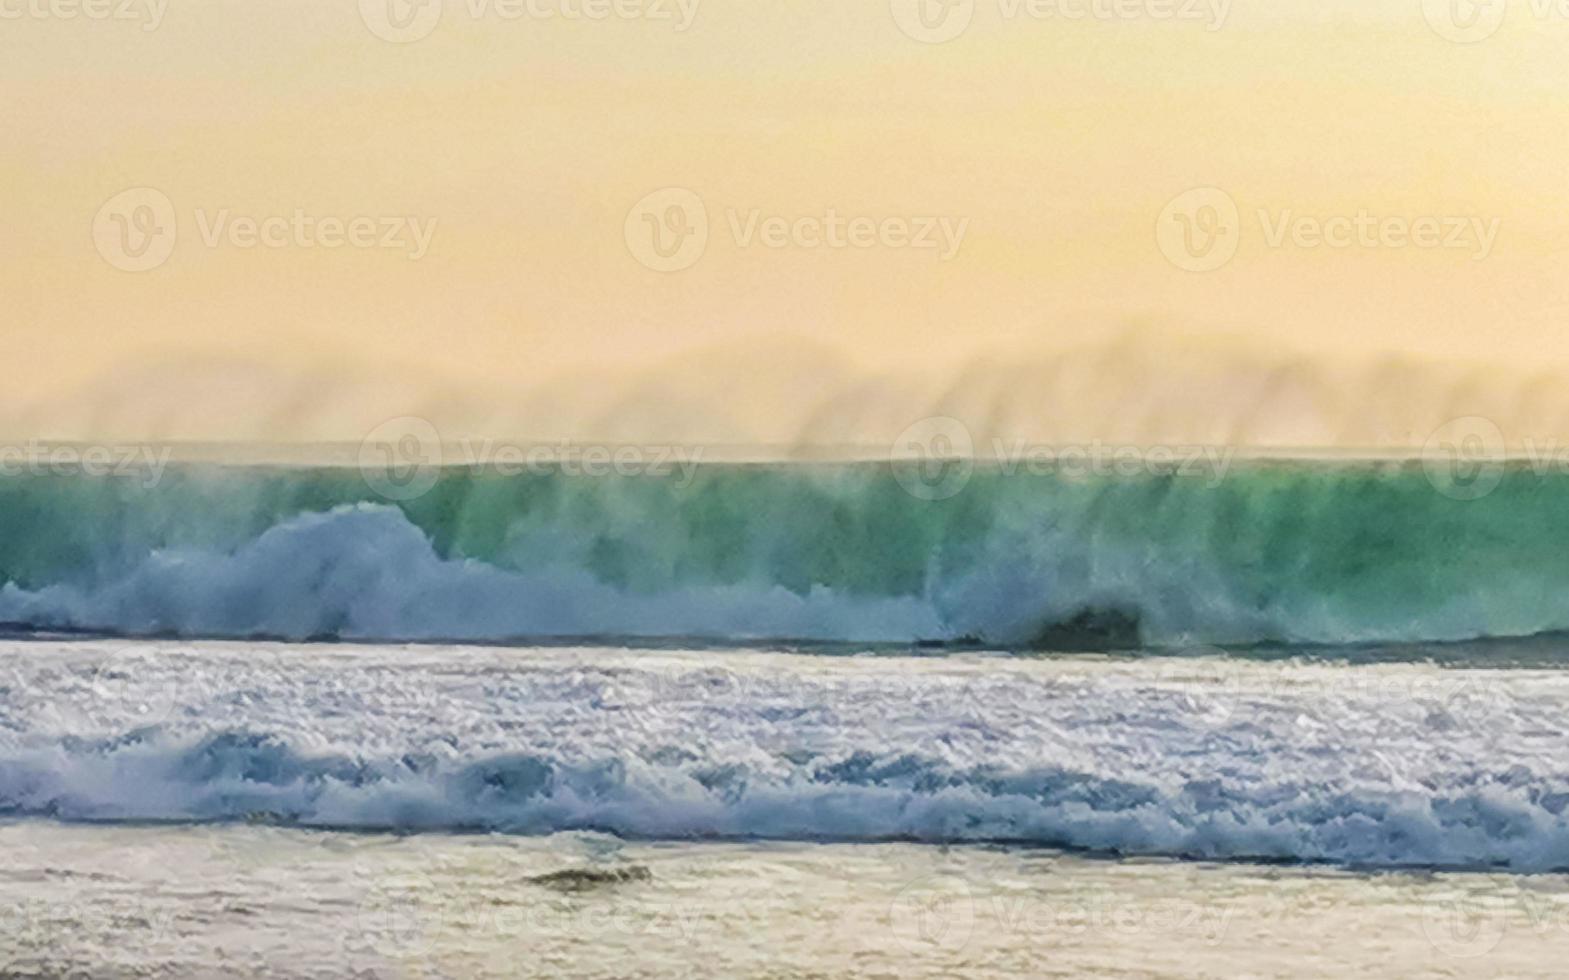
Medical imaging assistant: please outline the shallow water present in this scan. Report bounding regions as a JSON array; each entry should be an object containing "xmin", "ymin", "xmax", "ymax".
[{"xmin": 2, "ymin": 822, "xmax": 1565, "ymax": 978}]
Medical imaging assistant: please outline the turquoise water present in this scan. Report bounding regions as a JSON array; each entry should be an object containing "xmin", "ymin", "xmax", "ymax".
[{"xmin": 0, "ymin": 460, "xmax": 1567, "ymax": 647}]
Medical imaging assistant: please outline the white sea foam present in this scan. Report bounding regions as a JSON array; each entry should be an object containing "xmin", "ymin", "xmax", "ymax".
[
  {"xmin": 0, "ymin": 502, "xmax": 1531, "ymax": 650},
  {"xmin": 3, "ymin": 641, "xmax": 1568, "ymax": 872},
  {"xmin": 0, "ymin": 505, "xmax": 947, "ymax": 645}
]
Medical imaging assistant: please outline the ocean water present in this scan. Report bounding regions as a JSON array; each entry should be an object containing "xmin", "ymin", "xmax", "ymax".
[
  {"xmin": 2, "ymin": 459, "xmax": 1567, "ymax": 975},
  {"xmin": 6, "ymin": 821, "xmax": 1568, "ymax": 979},
  {"xmin": 2, "ymin": 639, "xmax": 1568, "ymax": 976},
  {"xmin": 2, "ymin": 456, "xmax": 1567, "ymax": 649}
]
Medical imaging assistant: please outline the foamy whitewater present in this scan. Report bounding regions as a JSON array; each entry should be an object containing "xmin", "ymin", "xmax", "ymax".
[
  {"xmin": 4, "ymin": 460, "xmax": 1569, "ymax": 881},
  {"xmin": 1, "ymin": 457, "xmax": 1568, "ymax": 648},
  {"xmin": 3, "ymin": 641, "xmax": 1568, "ymax": 873}
]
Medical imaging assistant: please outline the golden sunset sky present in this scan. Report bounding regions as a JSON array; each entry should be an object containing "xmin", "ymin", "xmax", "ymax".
[{"xmin": 4, "ymin": 0, "xmax": 1568, "ymax": 446}]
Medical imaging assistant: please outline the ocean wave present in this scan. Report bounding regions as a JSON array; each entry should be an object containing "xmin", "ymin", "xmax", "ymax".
[
  {"xmin": 0, "ymin": 459, "xmax": 1567, "ymax": 648},
  {"xmin": 4, "ymin": 642, "xmax": 1568, "ymax": 872},
  {"xmin": 4, "ymin": 728, "xmax": 1568, "ymax": 872},
  {"xmin": 0, "ymin": 505, "xmax": 943, "ymax": 646}
]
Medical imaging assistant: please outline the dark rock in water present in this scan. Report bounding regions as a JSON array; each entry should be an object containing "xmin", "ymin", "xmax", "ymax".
[
  {"xmin": 1028, "ymin": 608, "xmax": 1142, "ymax": 652},
  {"xmin": 916, "ymin": 635, "xmax": 983, "ymax": 651},
  {"xmin": 527, "ymin": 866, "xmax": 653, "ymax": 891}
]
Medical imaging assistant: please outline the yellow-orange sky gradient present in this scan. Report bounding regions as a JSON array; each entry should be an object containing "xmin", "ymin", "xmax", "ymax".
[{"xmin": 4, "ymin": 0, "xmax": 1568, "ymax": 448}]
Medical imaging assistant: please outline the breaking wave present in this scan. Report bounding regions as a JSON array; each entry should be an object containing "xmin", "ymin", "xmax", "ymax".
[
  {"xmin": 6, "ymin": 730, "xmax": 1569, "ymax": 871},
  {"xmin": 1, "ymin": 458, "xmax": 1567, "ymax": 648},
  {"xmin": 2, "ymin": 639, "xmax": 1566, "ymax": 872}
]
